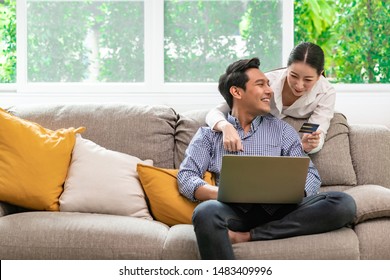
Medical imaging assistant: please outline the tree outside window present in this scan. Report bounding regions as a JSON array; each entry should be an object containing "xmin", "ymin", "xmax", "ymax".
[
  {"xmin": 294, "ymin": 0, "xmax": 389, "ymax": 83},
  {"xmin": 0, "ymin": 0, "xmax": 16, "ymax": 83}
]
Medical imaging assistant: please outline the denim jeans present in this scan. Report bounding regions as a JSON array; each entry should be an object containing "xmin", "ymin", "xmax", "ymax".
[{"xmin": 192, "ymin": 191, "xmax": 356, "ymax": 260}]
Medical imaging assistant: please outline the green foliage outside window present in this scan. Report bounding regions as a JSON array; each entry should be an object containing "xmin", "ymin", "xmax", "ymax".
[
  {"xmin": 294, "ymin": 0, "xmax": 389, "ymax": 83},
  {"xmin": 97, "ymin": 2, "xmax": 144, "ymax": 82},
  {"xmin": 164, "ymin": 1, "xmax": 248, "ymax": 82},
  {"xmin": 27, "ymin": 2, "xmax": 91, "ymax": 82},
  {"xmin": 241, "ymin": 1, "xmax": 283, "ymax": 72},
  {"xmin": 0, "ymin": 0, "xmax": 16, "ymax": 83},
  {"xmin": 27, "ymin": 1, "xmax": 144, "ymax": 82},
  {"xmin": 0, "ymin": 0, "xmax": 389, "ymax": 84},
  {"xmin": 164, "ymin": 0, "xmax": 283, "ymax": 82}
]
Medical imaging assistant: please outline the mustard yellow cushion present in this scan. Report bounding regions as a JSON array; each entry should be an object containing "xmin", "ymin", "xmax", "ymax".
[
  {"xmin": 137, "ymin": 164, "xmax": 215, "ymax": 226},
  {"xmin": 0, "ymin": 108, "xmax": 85, "ymax": 211}
]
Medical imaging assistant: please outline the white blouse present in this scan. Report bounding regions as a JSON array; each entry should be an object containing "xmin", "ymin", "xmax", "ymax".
[{"xmin": 206, "ymin": 68, "xmax": 336, "ymax": 154}]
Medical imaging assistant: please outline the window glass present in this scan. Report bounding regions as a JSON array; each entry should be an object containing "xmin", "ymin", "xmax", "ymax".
[
  {"xmin": 294, "ymin": 0, "xmax": 389, "ymax": 83},
  {"xmin": 0, "ymin": 0, "xmax": 16, "ymax": 83},
  {"xmin": 27, "ymin": 0, "xmax": 144, "ymax": 82},
  {"xmin": 164, "ymin": 0, "xmax": 283, "ymax": 82}
]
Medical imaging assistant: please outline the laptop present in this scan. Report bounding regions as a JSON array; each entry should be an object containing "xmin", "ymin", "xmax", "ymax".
[{"xmin": 217, "ymin": 155, "xmax": 310, "ymax": 204}]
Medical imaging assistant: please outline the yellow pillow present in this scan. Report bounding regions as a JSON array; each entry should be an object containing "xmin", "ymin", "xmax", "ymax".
[
  {"xmin": 0, "ymin": 108, "xmax": 85, "ymax": 211},
  {"xmin": 136, "ymin": 164, "xmax": 215, "ymax": 226}
]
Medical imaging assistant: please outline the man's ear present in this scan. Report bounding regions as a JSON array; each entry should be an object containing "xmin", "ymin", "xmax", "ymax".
[{"xmin": 230, "ymin": 86, "xmax": 242, "ymax": 100}]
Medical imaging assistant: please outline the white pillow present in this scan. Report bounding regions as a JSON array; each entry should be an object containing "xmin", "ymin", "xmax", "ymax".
[{"xmin": 60, "ymin": 134, "xmax": 153, "ymax": 219}]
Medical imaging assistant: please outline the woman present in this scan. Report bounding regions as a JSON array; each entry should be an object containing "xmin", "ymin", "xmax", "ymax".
[{"xmin": 206, "ymin": 42, "xmax": 335, "ymax": 154}]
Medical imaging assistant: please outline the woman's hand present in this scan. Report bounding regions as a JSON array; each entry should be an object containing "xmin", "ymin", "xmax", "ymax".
[
  {"xmin": 215, "ymin": 120, "xmax": 243, "ymax": 152},
  {"xmin": 301, "ymin": 131, "xmax": 321, "ymax": 153}
]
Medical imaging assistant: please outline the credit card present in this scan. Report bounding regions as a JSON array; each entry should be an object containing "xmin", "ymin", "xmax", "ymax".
[{"xmin": 299, "ymin": 122, "xmax": 319, "ymax": 133}]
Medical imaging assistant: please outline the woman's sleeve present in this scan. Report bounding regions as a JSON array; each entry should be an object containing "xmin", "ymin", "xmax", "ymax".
[
  {"xmin": 307, "ymin": 82, "xmax": 336, "ymax": 154},
  {"xmin": 205, "ymin": 102, "xmax": 231, "ymax": 130},
  {"xmin": 306, "ymin": 132, "xmax": 325, "ymax": 154},
  {"xmin": 308, "ymin": 84, "xmax": 336, "ymax": 136}
]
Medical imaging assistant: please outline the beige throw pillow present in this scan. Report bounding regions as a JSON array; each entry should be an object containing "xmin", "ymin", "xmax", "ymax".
[{"xmin": 60, "ymin": 134, "xmax": 153, "ymax": 219}]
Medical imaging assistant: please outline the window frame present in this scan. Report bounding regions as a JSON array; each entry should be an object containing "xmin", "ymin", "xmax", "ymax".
[{"xmin": 0, "ymin": 0, "xmax": 388, "ymax": 101}]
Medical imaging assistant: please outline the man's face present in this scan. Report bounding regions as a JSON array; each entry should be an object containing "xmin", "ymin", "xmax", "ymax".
[{"xmin": 240, "ymin": 68, "xmax": 273, "ymax": 115}]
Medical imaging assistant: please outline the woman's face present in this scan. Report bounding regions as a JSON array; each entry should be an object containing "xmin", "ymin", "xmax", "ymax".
[{"xmin": 286, "ymin": 62, "xmax": 321, "ymax": 97}]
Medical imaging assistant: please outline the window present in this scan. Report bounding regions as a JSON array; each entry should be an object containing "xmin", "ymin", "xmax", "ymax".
[
  {"xmin": 1, "ymin": 0, "xmax": 292, "ymax": 93},
  {"xmin": 0, "ymin": 0, "xmax": 388, "ymax": 96},
  {"xmin": 294, "ymin": 0, "xmax": 389, "ymax": 84},
  {"xmin": 26, "ymin": 1, "xmax": 144, "ymax": 83},
  {"xmin": 164, "ymin": 0, "xmax": 286, "ymax": 82},
  {"xmin": 0, "ymin": 0, "xmax": 16, "ymax": 84}
]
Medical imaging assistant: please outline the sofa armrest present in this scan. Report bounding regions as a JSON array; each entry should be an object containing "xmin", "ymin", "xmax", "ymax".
[
  {"xmin": 349, "ymin": 124, "xmax": 390, "ymax": 188},
  {"xmin": 344, "ymin": 185, "xmax": 390, "ymax": 224}
]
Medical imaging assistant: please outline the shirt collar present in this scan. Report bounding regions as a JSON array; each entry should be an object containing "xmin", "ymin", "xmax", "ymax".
[{"xmin": 227, "ymin": 113, "xmax": 263, "ymax": 132}]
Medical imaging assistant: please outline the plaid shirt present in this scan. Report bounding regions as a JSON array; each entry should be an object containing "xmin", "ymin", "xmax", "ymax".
[{"xmin": 178, "ymin": 113, "xmax": 321, "ymax": 213}]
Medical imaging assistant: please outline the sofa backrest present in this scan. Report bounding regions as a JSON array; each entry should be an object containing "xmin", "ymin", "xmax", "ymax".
[
  {"xmin": 174, "ymin": 109, "xmax": 209, "ymax": 169},
  {"xmin": 10, "ymin": 103, "xmax": 387, "ymax": 189},
  {"xmin": 283, "ymin": 113, "xmax": 357, "ymax": 187},
  {"xmin": 11, "ymin": 103, "xmax": 177, "ymax": 169}
]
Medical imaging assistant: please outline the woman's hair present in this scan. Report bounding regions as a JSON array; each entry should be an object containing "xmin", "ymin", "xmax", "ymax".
[
  {"xmin": 287, "ymin": 42, "xmax": 325, "ymax": 76},
  {"xmin": 218, "ymin": 57, "xmax": 260, "ymax": 109}
]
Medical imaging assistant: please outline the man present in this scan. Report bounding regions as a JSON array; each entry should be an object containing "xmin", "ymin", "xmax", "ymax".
[{"xmin": 177, "ymin": 57, "xmax": 356, "ymax": 260}]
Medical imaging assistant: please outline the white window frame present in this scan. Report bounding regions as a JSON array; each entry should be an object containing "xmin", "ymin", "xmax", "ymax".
[{"xmin": 0, "ymin": 0, "xmax": 389, "ymax": 110}]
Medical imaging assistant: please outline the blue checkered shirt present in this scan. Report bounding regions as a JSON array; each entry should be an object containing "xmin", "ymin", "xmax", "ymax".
[{"xmin": 177, "ymin": 113, "xmax": 321, "ymax": 214}]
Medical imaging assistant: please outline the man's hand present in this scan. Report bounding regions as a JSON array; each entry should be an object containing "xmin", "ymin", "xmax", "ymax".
[
  {"xmin": 194, "ymin": 184, "xmax": 219, "ymax": 201},
  {"xmin": 216, "ymin": 120, "xmax": 243, "ymax": 152},
  {"xmin": 301, "ymin": 131, "xmax": 321, "ymax": 153}
]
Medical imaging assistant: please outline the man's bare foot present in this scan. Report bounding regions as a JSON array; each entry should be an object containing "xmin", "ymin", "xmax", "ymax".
[{"xmin": 228, "ymin": 230, "xmax": 251, "ymax": 244}]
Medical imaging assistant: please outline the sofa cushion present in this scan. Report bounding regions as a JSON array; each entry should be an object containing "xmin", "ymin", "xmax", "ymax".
[
  {"xmin": 162, "ymin": 225, "xmax": 359, "ymax": 260},
  {"xmin": 0, "ymin": 211, "xmax": 169, "ymax": 260},
  {"xmin": 283, "ymin": 113, "xmax": 357, "ymax": 186},
  {"xmin": 162, "ymin": 224, "xmax": 200, "ymax": 259},
  {"xmin": 349, "ymin": 124, "xmax": 390, "ymax": 188},
  {"xmin": 234, "ymin": 227, "xmax": 359, "ymax": 259},
  {"xmin": 354, "ymin": 218, "xmax": 390, "ymax": 260},
  {"xmin": 12, "ymin": 103, "xmax": 177, "ymax": 169},
  {"xmin": 0, "ymin": 107, "xmax": 84, "ymax": 211},
  {"xmin": 344, "ymin": 185, "xmax": 390, "ymax": 224},
  {"xmin": 174, "ymin": 109, "xmax": 209, "ymax": 168},
  {"xmin": 137, "ymin": 164, "xmax": 215, "ymax": 226},
  {"xmin": 60, "ymin": 135, "xmax": 153, "ymax": 219}
]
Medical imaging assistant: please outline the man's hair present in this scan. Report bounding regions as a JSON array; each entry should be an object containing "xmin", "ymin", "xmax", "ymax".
[{"xmin": 218, "ymin": 57, "xmax": 261, "ymax": 109}]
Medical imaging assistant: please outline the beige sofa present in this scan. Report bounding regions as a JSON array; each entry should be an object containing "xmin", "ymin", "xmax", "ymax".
[{"xmin": 1, "ymin": 103, "xmax": 389, "ymax": 260}]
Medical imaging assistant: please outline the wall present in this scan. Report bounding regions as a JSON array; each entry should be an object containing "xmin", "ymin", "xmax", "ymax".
[{"xmin": 334, "ymin": 92, "xmax": 390, "ymax": 128}]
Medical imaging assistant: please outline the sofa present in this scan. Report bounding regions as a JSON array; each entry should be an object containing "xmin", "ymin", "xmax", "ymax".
[{"xmin": 0, "ymin": 103, "xmax": 389, "ymax": 260}]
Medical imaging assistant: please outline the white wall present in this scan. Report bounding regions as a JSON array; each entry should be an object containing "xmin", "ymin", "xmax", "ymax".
[{"xmin": 334, "ymin": 92, "xmax": 390, "ymax": 128}]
